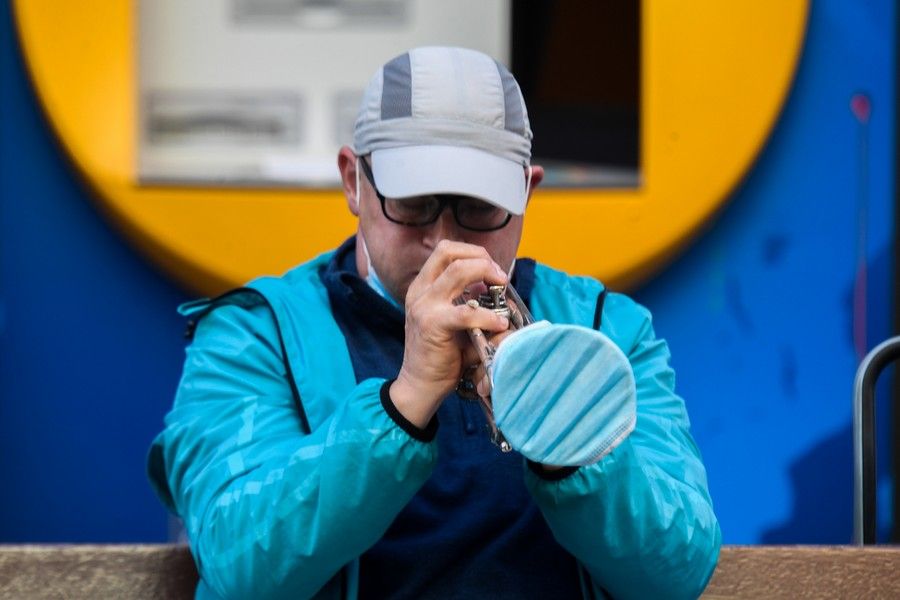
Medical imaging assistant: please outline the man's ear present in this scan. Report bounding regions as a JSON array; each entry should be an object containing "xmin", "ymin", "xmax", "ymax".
[
  {"xmin": 526, "ymin": 164, "xmax": 545, "ymax": 206},
  {"xmin": 337, "ymin": 146, "xmax": 360, "ymax": 216}
]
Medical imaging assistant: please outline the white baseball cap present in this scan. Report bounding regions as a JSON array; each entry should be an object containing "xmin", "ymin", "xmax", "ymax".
[{"xmin": 353, "ymin": 46, "xmax": 533, "ymax": 215}]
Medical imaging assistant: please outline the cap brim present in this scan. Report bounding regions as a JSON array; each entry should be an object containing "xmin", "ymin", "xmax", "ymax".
[{"xmin": 370, "ymin": 145, "xmax": 526, "ymax": 215}]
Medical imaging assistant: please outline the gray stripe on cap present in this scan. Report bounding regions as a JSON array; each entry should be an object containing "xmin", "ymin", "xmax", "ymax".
[
  {"xmin": 495, "ymin": 60, "xmax": 524, "ymax": 134},
  {"xmin": 381, "ymin": 53, "xmax": 412, "ymax": 120}
]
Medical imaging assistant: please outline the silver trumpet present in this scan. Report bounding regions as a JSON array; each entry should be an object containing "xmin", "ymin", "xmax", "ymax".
[{"xmin": 455, "ymin": 283, "xmax": 535, "ymax": 452}]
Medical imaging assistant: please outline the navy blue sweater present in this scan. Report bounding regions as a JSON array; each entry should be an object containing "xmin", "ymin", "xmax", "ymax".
[{"xmin": 320, "ymin": 237, "xmax": 582, "ymax": 599}]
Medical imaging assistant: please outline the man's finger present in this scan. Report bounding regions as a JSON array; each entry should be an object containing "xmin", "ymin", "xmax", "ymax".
[
  {"xmin": 416, "ymin": 240, "xmax": 501, "ymax": 288},
  {"xmin": 428, "ymin": 257, "xmax": 507, "ymax": 301},
  {"xmin": 435, "ymin": 303, "xmax": 510, "ymax": 335}
]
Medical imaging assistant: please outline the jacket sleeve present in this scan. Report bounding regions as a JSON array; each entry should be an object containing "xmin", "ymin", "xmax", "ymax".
[
  {"xmin": 148, "ymin": 303, "xmax": 437, "ymax": 599},
  {"xmin": 524, "ymin": 292, "xmax": 721, "ymax": 600}
]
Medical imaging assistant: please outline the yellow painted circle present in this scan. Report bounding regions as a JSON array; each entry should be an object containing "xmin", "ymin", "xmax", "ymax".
[{"xmin": 13, "ymin": 1, "xmax": 808, "ymax": 295}]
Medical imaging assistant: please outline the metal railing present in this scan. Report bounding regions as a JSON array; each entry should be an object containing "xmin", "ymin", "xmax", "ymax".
[{"xmin": 853, "ymin": 335, "xmax": 900, "ymax": 545}]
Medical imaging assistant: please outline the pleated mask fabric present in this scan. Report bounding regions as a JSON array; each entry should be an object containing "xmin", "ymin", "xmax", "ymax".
[{"xmin": 491, "ymin": 322, "xmax": 637, "ymax": 466}]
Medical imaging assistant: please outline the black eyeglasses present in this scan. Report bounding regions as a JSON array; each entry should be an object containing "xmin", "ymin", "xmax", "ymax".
[{"xmin": 358, "ymin": 157, "xmax": 513, "ymax": 232}]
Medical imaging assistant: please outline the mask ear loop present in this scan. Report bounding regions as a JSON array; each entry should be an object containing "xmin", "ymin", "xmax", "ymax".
[
  {"xmin": 354, "ymin": 156, "xmax": 361, "ymax": 210},
  {"xmin": 505, "ymin": 165, "xmax": 533, "ymax": 279},
  {"xmin": 353, "ymin": 155, "xmax": 376, "ymax": 279},
  {"xmin": 524, "ymin": 165, "xmax": 533, "ymax": 202},
  {"xmin": 354, "ymin": 155, "xmax": 371, "ymax": 265}
]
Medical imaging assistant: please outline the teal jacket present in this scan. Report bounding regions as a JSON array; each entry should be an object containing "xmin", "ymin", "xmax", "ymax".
[{"xmin": 148, "ymin": 251, "xmax": 721, "ymax": 599}]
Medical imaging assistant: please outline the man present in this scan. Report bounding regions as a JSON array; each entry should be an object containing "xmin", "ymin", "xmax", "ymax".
[{"xmin": 149, "ymin": 46, "xmax": 720, "ymax": 599}]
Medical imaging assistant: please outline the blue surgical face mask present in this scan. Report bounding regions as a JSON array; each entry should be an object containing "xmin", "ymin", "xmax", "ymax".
[
  {"xmin": 490, "ymin": 322, "xmax": 637, "ymax": 466},
  {"xmin": 356, "ymin": 157, "xmax": 404, "ymax": 311},
  {"xmin": 359, "ymin": 231, "xmax": 404, "ymax": 311}
]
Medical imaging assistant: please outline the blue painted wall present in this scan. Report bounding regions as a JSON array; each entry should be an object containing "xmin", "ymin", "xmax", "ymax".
[
  {"xmin": 0, "ymin": 0, "xmax": 895, "ymax": 544},
  {"xmin": 0, "ymin": 2, "xmax": 188, "ymax": 541},
  {"xmin": 633, "ymin": 0, "xmax": 897, "ymax": 543}
]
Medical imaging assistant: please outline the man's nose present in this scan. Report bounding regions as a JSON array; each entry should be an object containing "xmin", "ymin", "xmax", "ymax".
[{"xmin": 423, "ymin": 206, "xmax": 463, "ymax": 246}]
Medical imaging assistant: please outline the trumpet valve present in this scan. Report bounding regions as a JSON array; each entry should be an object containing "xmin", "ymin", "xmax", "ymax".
[{"xmin": 479, "ymin": 285, "xmax": 512, "ymax": 320}]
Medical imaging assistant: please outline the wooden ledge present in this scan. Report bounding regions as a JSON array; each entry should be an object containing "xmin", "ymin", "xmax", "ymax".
[
  {"xmin": 704, "ymin": 545, "xmax": 900, "ymax": 598},
  {"xmin": 0, "ymin": 544, "xmax": 197, "ymax": 599},
  {"xmin": 3, "ymin": 544, "xmax": 900, "ymax": 599}
]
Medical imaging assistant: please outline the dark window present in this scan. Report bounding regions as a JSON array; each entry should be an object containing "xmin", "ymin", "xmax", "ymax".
[{"xmin": 512, "ymin": 1, "xmax": 640, "ymax": 187}]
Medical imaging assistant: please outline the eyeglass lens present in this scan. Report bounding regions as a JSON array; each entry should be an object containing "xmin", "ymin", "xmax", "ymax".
[
  {"xmin": 385, "ymin": 196, "xmax": 510, "ymax": 231},
  {"xmin": 360, "ymin": 156, "xmax": 511, "ymax": 231}
]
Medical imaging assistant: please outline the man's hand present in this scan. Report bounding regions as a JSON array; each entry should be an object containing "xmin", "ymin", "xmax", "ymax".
[{"xmin": 390, "ymin": 240, "xmax": 511, "ymax": 429}]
